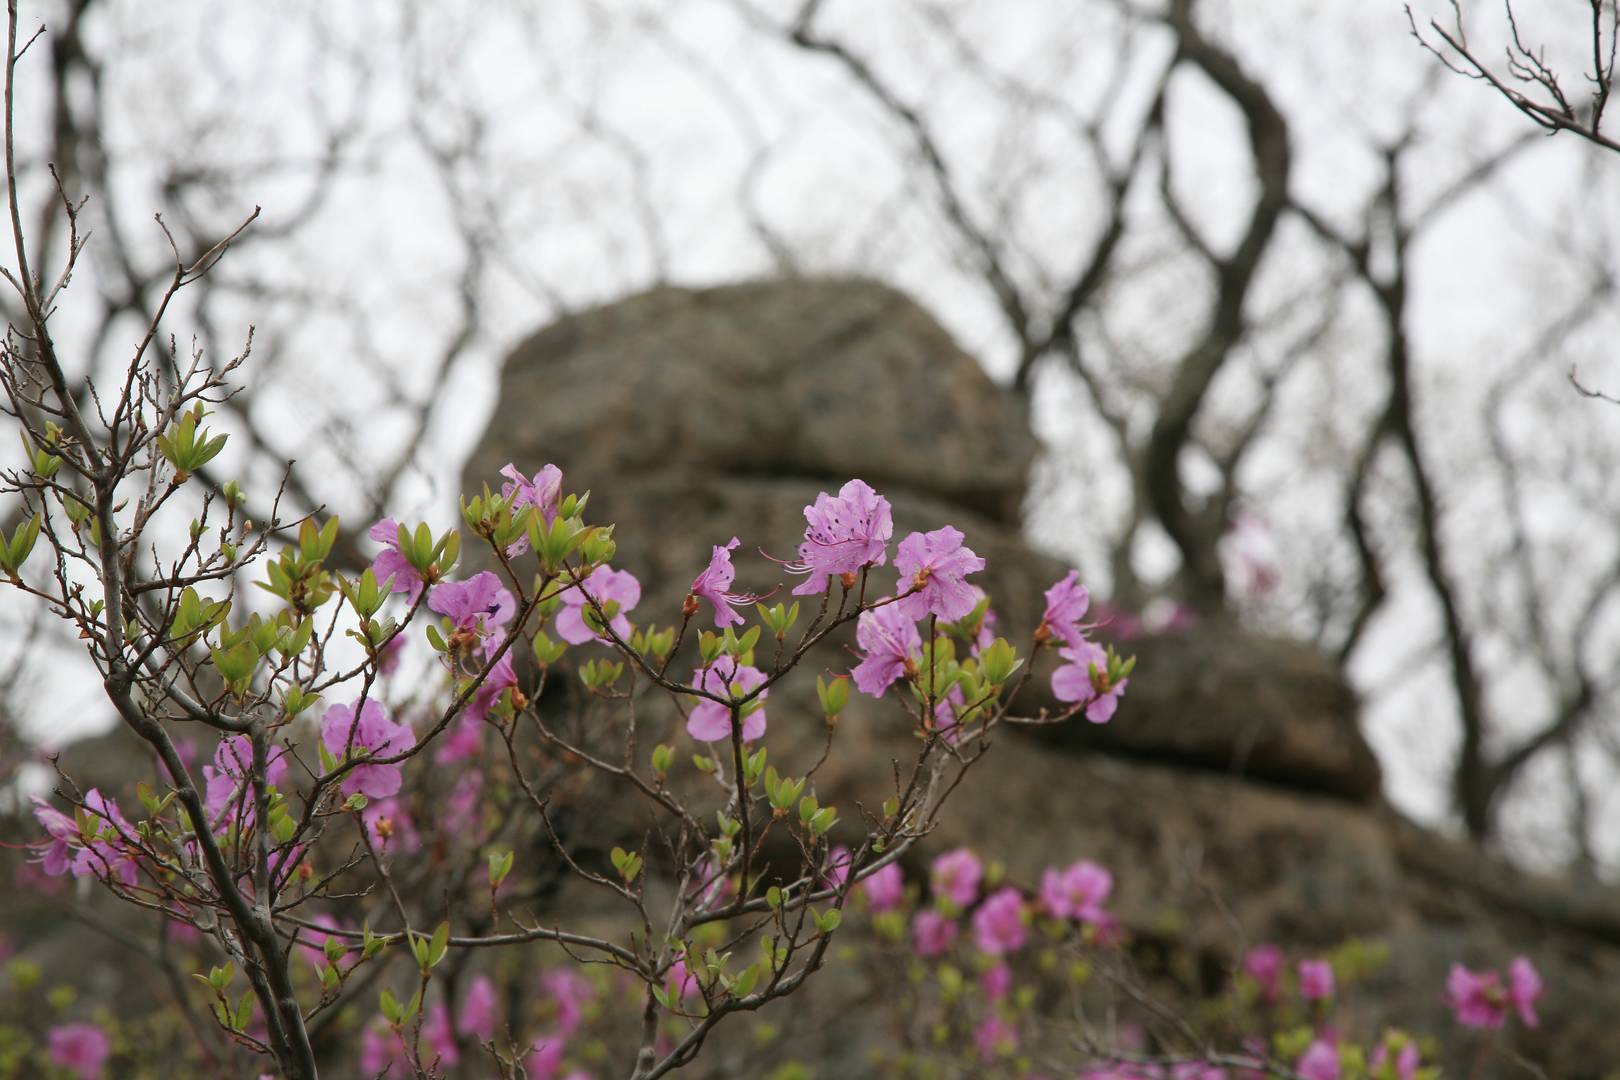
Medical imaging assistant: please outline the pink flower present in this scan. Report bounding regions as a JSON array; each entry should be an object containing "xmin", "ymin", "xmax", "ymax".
[
  {"xmin": 685, "ymin": 663, "xmax": 768, "ymax": 743},
  {"xmin": 422, "ymin": 1001, "xmax": 460, "ymax": 1067},
  {"xmin": 974, "ymin": 1015, "xmax": 1018, "ymax": 1061},
  {"xmin": 75, "ymin": 791, "xmax": 139, "ymax": 886},
  {"xmin": 850, "ymin": 603, "xmax": 921, "ymax": 697},
  {"xmin": 202, "ymin": 735, "xmax": 290, "ymax": 827},
  {"xmin": 1508, "ymin": 955, "xmax": 1543, "ymax": 1027},
  {"xmin": 1242, "ymin": 944, "xmax": 1285, "ymax": 1004},
  {"xmin": 972, "ymin": 887, "xmax": 1028, "ymax": 955},
  {"xmin": 861, "ymin": 862, "xmax": 904, "ymax": 913},
  {"xmin": 929, "ymin": 847, "xmax": 983, "ymax": 908},
  {"xmin": 434, "ymin": 714, "xmax": 485, "ymax": 765},
  {"xmin": 500, "ymin": 463, "xmax": 563, "ymax": 555},
  {"xmin": 542, "ymin": 968, "xmax": 595, "ymax": 1036},
  {"xmin": 1039, "ymin": 570, "xmax": 1091, "ymax": 648},
  {"xmin": 894, "ymin": 526, "xmax": 985, "ymax": 622},
  {"xmin": 368, "ymin": 518, "xmax": 425, "ymax": 601},
  {"xmin": 31, "ymin": 797, "xmax": 78, "ymax": 877},
  {"xmin": 1298, "ymin": 959, "xmax": 1335, "ymax": 1002},
  {"xmin": 457, "ymin": 974, "xmax": 498, "ymax": 1042},
  {"xmin": 912, "ymin": 909, "xmax": 958, "ymax": 957},
  {"xmin": 525, "ymin": 1034, "xmax": 566, "ymax": 1080},
  {"xmin": 689, "ymin": 537, "xmax": 763, "ymax": 628},
  {"xmin": 980, "ymin": 962, "xmax": 1012, "ymax": 1001},
  {"xmin": 1370, "ymin": 1037, "xmax": 1420, "ymax": 1080},
  {"xmin": 360, "ymin": 1022, "xmax": 406, "ymax": 1076},
  {"xmin": 322, "ymin": 699, "xmax": 415, "ymax": 798},
  {"xmin": 1447, "ymin": 964, "xmax": 1506, "ymax": 1028},
  {"xmin": 1040, "ymin": 859, "xmax": 1112, "ymax": 922},
  {"xmin": 789, "ymin": 479, "xmax": 893, "ymax": 596},
  {"xmin": 664, "ymin": 958, "xmax": 700, "ymax": 1004},
  {"xmin": 429, "ymin": 571, "xmax": 517, "ymax": 642},
  {"xmin": 556, "ymin": 566, "xmax": 640, "ymax": 645},
  {"xmin": 1296, "ymin": 1039, "xmax": 1339, "ymax": 1080},
  {"xmin": 438, "ymin": 651, "xmax": 519, "ymax": 764},
  {"xmin": 443, "ymin": 770, "xmax": 484, "ymax": 835},
  {"xmin": 1051, "ymin": 638, "xmax": 1127, "ymax": 724},
  {"xmin": 47, "ymin": 1023, "xmax": 110, "ymax": 1080}
]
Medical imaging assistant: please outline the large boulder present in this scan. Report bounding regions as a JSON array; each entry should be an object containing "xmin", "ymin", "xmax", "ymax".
[
  {"xmin": 465, "ymin": 278, "xmax": 1038, "ymax": 526},
  {"xmin": 464, "ymin": 276, "xmax": 1620, "ymax": 1070}
]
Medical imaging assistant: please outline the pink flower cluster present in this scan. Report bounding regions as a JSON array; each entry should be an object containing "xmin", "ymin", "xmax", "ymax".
[
  {"xmin": 31, "ymin": 790, "xmax": 139, "ymax": 886},
  {"xmin": 1043, "ymin": 571, "xmax": 1128, "ymax": 724},
  {"xmin": 1447, "ymin": 955, "xmax": 1542, "ymax": 1029},
  {"xmin": 909, "ymin": 848, "xmax": 1117, "ymax": 964},
  {"xmin": 47, "ymin": 1022, "xmax": 110, "ymax": 1080}
]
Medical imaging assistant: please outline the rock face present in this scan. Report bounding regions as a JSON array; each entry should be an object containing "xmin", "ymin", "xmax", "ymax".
[
  {"xmin": 462, "ymin": 276, "xmax": 1620, "ymax": 1076},
  {"xmin": 469, "ymin": 278, "xmax": 1037, "ymax": 528}
]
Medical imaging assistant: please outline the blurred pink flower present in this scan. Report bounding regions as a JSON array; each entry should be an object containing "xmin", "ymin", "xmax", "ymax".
[
  {"xmin": 47, "ymin": 1023, "xmax": 110, "ymax": 1080},
  {"xmin": 972, "ymin": 887, "xmax": 1028, "ymax": 955}
]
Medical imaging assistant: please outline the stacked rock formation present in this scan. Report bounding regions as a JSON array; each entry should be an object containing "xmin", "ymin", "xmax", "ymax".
[{"xmin": 467, "ymin": 277, "xmax": 1620, "ymax": 1075}]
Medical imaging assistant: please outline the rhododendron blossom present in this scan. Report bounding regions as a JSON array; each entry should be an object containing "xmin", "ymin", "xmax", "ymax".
[
  {"xmin": 1296, "ymin": 1039, "xmax": 1340, "ymax": 1080},
  {"xmin": 202, "ymin": 735, "xmax": 290, "ymax": 825},
  {"xmin": 429, "ymin": 571, "xmax": 517, "ymax": 642},
  {"xmin": 1370, "ymin": 1037, "xmax": 1420, "ymax": 1079},
  {"xmin": 1446, "ymin": 955, "xmax": 1542, "ymax": 1029},
  {"xmin": 1041, "ymin": 858, "xmax": 1113, "ymax": 922},
  {"xmin": 47, "ymin": 1022, "xmax": 111, "ymax": 1080},
  {"xmin": 321, "ymin": 700, "xmax": 415, "ymax": 798},
  {"xmin": 972, "ymin": 886, "xmax": 1028, "ymax": 955},
  {"xmin": 525, "ymin": 1036, "xmax": 565, "ymax": 1080},
  {"xmin": 555, "ymin": 565, "xmax": 640, "ymax": 644},
  {"xmin": 894, "ymin": 526, "xmax": 985, "ymax": 622},
  {"xmin": 789, "ymin": 478, "xmax": 893, "ymax": 595},
  {"xmin": 929, "ymin": 847, "xmax": 984, "ymax": 908},
  {"xmin": 1040, "ymin": 569, "xmax": 1091, "ymax": 647},
  {"xmin": 1052, "ymin": 638, "xmax": 1128, "ymax": 724},
  {"xmin": 861, "ymin": 861, "xmax": 904, "ymax": 912},
  {"xmin": 75, "ymin": 791, "xmax": 140, "ymax": 886},
  {"xmin": 31, "ymin": 797, "xmax": 79, "ymax": 877},
  {"xmin": 501, "ymin": 462, "xmax": 563, "ymax": 555},
  {"xmin": 685, "ymin": 663, "xmax": 769, "ymax": 742},
  {"xmin": 980, "ymin": 962, "xmax": 1012, "ymax": 1000},
  {"xmin": 1298, "ymin": 958, "xmax": 1335, "ymax": 1001},
  {"xmin": 912, "ymin": 909, "xmax": 959, "ymax": 957},
  {"xmin": 367, "ymin": 517, "xmax": 425, "ymax": 601},
  {"xmin": 1242, "ymin": 943, "xmax": 1285, "ymax": 1004},
  {"xmin": 541, "ymin": 968, "xmax": 595, "ymax": 1036},
  {"xmin": 422, "ymin": 1001, "xmax": 461, "ymax": 1067},
  {"xmin": 688, "ymin": 537, "xmax": 763, "ymax": 628},
  {"xmin": 850, "ymin": 603, "xmax": 921, "ymax": 697}
]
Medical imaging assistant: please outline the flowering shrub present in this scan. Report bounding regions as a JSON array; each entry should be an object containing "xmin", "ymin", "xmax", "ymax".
[
  {"xmin": 0, "ymin": 28, "xmax": 1552, "ymax": 1072},
  {"xmin": 0, "ymin": 266, "xmax": 1136, "ymax": 1077},
  {"xmin": 0, "ymin": 252, "xmax": 1555, "ymax": 1080}
]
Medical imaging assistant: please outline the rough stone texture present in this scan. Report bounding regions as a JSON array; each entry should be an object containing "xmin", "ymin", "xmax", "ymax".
[
  {"xmin": 465, "ymin": 278, "xmax": 1038, "ymax": 526},
  {"xmin": 1030, "ymin": 622, "xmax": 1384, "ymax": 801}
]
